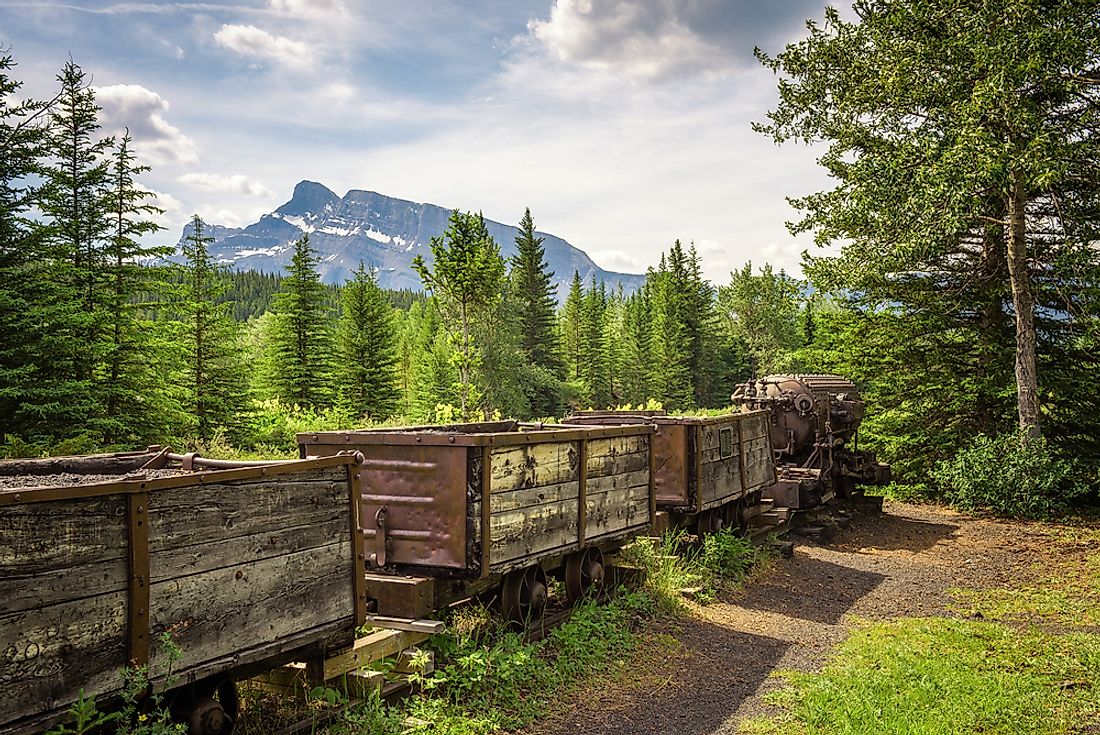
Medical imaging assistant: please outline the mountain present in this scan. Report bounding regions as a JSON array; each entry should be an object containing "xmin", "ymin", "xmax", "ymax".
[{"xmin": 175, "ymin": 181, "xmax": 646, "ymax": 298}]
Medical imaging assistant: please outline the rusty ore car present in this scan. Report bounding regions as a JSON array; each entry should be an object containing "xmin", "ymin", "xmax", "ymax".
[{"xmin": 298, "ymin": 420, "xmax": 655, "ymax": 623}]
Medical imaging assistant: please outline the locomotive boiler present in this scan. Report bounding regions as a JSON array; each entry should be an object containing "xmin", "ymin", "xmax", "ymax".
[{"xmin": 732, "ymin": 373, "xmax": 890, "ymax": 508}]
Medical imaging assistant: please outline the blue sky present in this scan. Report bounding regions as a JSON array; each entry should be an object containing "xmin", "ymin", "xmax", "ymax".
[{"xmin": 2, "ymin": 0, "xmax": 838, "ymax": 280}]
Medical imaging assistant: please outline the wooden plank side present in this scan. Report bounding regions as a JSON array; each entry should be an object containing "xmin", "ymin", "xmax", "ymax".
[
  {"xmin": 148, "ymin": 540, "xmax": 355, "ymax": 679},
  {"xmin": 585, "ymin": 483, "xmax": 651, "ymax": 539},
  {"xmin": 147, "ymin": 478, "xmax": 349, "ymax": 582},
  {"xmin": 0, "ymin": 591, "xmax": 128, "ymax": 729},
  {"xmin": 489, "ymin": 442, "xmax": 579, "ymax": 493},
  {"xmin": 586, "ymin": 434, "xmax": 648, "ymax": 460},
  {"xmin": 488, "ymin": 499, "xmax": 577, "ymax": 566},
  {"xmin": 0, "ymin": 495, "xmax": 129, "ymax": 614},
  {"xmin": 489, "ymin": 479, "xmax": 579, "ymax": 514},
  {"xmin": 586, "ymin": 449, "xmax": 649, "ymax": 478},
  {"xmin": 696, "ymin": 422, "xmax": 744, "ymax": 507}
]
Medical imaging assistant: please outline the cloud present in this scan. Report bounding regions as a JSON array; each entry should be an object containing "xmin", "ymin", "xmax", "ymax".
[
  {"xmin": 94, "ymin": 84, "xmax": 199, "ymax": 165},
  {"xmin": 178, "ymin": 172, "xmax": 275, "ymax": 198},
  {"xmin": 214, "ymin": 24, "xmax": 314, "ymax": 67},
  {"xmin": 526, "ymin": 0, "xmax": 824, "ymax": 80},
  {"xmin": 269, "ymin": 0, "xmax": 347, "ymax": 19},
  {"xmin": 591, "ymin": 248, "xmax": 643, "ymax": 272}
]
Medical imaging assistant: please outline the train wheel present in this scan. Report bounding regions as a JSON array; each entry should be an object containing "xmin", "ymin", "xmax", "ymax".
[
  {"xmin": 170, "ymin": 676, "xmax": 238, "ymax": 735},
  {"xmin": 565, "ymin": 546, "xmax": 605, "ymax": 604},
  {"xmin": 501, "ymin": 565, "xmax": 548, "ymax": 626},
  {"xmin": 696, "ymin": 508, "xmax": 723, "ymax": 535},
  {"xmin": 731, "ymin": 496, "xmax": 749, "ymax": 533}
]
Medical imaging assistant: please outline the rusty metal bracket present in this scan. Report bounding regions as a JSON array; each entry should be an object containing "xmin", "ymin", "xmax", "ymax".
[
  {"xmin": 479, "ymin": 446, "xmax": 492, "ymax": 577},
  {"xmin": 577, "ymin": 439, "xmax": 588, "ymax": 548},
  {"xmin": 127, "ymin": 491, "xmax": 151, "ymax": 667},
  {"xmin": 347, "ymin": 464, "xmax": 368, "ymax": 627},
  {"xmin": 368, "ymin": 506, "xmax": 389, "ymax": 567}
]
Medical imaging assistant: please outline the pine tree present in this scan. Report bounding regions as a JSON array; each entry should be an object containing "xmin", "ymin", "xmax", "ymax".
[
  {"xmin": 177, "ymin": 216, "xmax": 250, "ymax": 443},
  {"xmin": 582, "ymin": 277, "xmax": 612, "ymax": 408},
  {"xmin": 560, "ymin": 270, "xmax": 585, "ymax": 383},
  {"xmin": 0, "ymin": 52, "xmax": 69, "ymax": 440},
  {"xmin": 336, "ymin": 263, "xmax": 399, "ymax": 420},
  {"xmin": 651, "ymin": 252, "xmax": 693, "ymax": 410},
  {"xmin": 97, "ymin": 130, "xmax": 177, "ymax": 443},
  {"xmin": 39, "ymin": 59, "xmax": 113, "ymax": 390},
  {"xmin": 263, "ymin": 235, "xmax": 335, "ymax": 407}
]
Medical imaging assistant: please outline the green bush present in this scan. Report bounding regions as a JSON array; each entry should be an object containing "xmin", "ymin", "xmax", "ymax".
[{"xmin": 931, "ymin": 432, "xmax": 1076, "ymax": 518}]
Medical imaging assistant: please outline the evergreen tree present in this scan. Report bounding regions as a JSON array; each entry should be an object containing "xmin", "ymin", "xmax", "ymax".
[
  {"xmin": 581, "ymin": 277, "xmax": 612, "ymax": 408},
  {"xmin": 39, "ymin": 59, "xmax": 113, "ymax": 390},
  {"xmin": 412, "ymin": 210, "xmax": 505, "ymax": 420},
  {"xmin": 0, "ymin": 52, "xmax": 69, "ymax": 440},
  {"xmin": 177, "ymin": 216, "xmax": 250, "ymax": 442},
  {"xmin": 335, "ymin": 263, "xmax": 399, "ymax": 419},
  {"xmin": 560, "ymin": 270, "xmax": 585, "ymax": 384},
  {"xmin": 620, "ymin": 286, "xmax": 655, "ymax": 405},
  {"xmin": 717, "ymin": 262, "xmax": 803, "ymax": 375},
  {"xmin": 262, "ymin": 235, "xmax": 334, "ymax": 407},
  {"xmin": 650, "ymin": 253, "xmax": 693, "ymax": 410},
  {"xmin": 758, "ymin": 0, "xmax": 1100, "ymax": 442},
  {"xmin": 98, "ymin": 130, "xmax": 177, "ymax": 443}
]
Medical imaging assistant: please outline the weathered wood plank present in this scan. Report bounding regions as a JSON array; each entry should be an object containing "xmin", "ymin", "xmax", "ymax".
[
  {"xmin": 489, "ymin": 499, "xmax": 578, "ymax": 564},
  {"xmin": 489, "ymin": 442, "xmax": 579, "ymax": 493},
  {"xmin": 148, "ymin": 540, "xmax": 355, "ymax": 679},
  {"xmin": 489, "ymin": 479, "xmax": 579, "ymax": 514},
  {"xmin": 0, "ymin": 495, "xmax": 129, "ymax": 614},
  {"xmin": 585, "ymin": 469, "xmax": 649, "ymax": 496},
  {"xmin": 586, "ymin": 449, "xmax": 649, "ymax": 478},
  {"xmin": 321, "ymin": 629, "xmax": 428, "ymax": 680},
  {"xmin": 0, "ymin": 591, "xmax": 128, "ymax": 728},
  {"xmin": 586, "ymin": 435, "xmax": 648, "ymax": 460},
  {"xmin": 585, "ymin": 483, "xmax": 650, "ymax": 538}
]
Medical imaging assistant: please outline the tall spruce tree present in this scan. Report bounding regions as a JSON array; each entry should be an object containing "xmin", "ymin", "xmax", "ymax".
[
  {"xmin": 0, "ymin": 53, "xmax": 67, "ymax": 441},
  {"xmin": 98, "ymin": 130, "xmax": 176, "ymax": 443},
  {"xmin": 335, "ymin": 263, "xmax": 399, "ymax": 419},
  {"xmin": 412, "ymin": 210, "xmax": 505, "ymax": 420},
  {"xmin": 263, "ymin": 235, "xmax": 334, "ymax": 407},
  {"xmin": 509, "ymin": 208, "xmax": 562, "ymax": 416},
  {"xmin": 560, "ymin": 270, "xmax": 585, "ymax": 384},
  {"xmin": 177, "ymin": 216, "xmax": 249, "ymax": 442},
  {"xmin": 40, "ymin": 60, "xmax": 113, "ymax": 392}
]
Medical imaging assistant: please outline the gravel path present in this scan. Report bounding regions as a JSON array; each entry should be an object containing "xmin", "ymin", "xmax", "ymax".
[{"xmin": 529, "ymin": 501, "xmax": 1048, "ymax": 735}]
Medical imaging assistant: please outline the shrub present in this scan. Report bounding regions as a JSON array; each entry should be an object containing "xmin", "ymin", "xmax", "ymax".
[{"xmin": 931, "ymin": 432, "xmax": 1076, "ymax": 518}]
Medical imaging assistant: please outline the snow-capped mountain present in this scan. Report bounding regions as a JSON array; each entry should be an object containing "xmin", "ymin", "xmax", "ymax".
[{"xmin": 175, "ymin": 181, "xmax": 646, "ymax": 297}]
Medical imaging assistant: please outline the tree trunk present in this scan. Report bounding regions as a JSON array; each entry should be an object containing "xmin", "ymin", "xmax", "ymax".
[{"xmin": 1005, "ymin": 178, "xmax": 1041, "ymax": 442}]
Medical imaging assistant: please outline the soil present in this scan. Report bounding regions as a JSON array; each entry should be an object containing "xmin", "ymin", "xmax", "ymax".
[{"xmin": 527, "ymin": 500, "xmax": 1059, "ymax": 735}]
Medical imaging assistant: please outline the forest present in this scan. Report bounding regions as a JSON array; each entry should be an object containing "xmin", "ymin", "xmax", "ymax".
[{"xmin": 2, "ymin": 30, "xmax": 1098, "ymax": 518}]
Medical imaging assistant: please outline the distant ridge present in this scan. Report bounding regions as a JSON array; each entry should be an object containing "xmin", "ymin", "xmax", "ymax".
[{"xmin": 175, "ymin": 181, "xmax": 646, "ymax": 298}]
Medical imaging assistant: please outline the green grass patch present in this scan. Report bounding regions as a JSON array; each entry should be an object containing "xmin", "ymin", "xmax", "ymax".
[
  {"xmin": 742, "ymin": 618, "xmax": 1100, "ymax": 735},
  {"xmin": 324, "ymin": 591, "xmax": 659, "ymax": 735}
]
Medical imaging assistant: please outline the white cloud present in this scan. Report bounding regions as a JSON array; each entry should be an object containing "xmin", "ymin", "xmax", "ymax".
[
  {"xmin": 94, "ymin": 84, "xmax": 198, "ymax": 165},
  {"xmin": 528, "ymin": 0, "xmax": 726, "ymax": 81},
  {"xmin": 269, "ymin": 0, "xmax": 347, "ymax": 19},
  {"xmin": 178, "ymin": 172, "xmax": 275, "ymax": 198},
  {"xmin": 591, "ymin": 249, "xmax": 643, "ymax": 272},
  {"xmin": 214, "ymin": 24, "xmax": 314, "ymax": 67}
]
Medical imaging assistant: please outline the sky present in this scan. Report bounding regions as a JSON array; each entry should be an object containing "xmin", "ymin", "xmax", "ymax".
[{"xmin": 1, "ymin": 0, "xmax": 841, "ymax": 282}]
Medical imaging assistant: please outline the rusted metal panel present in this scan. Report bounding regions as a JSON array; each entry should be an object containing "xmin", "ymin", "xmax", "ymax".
[
  {"xmin": 356, "ymin": 443, "xmax": 469, "ymax": 571},
  {"xmin": 126, "ymin": 491, "xmax": 151, "ymax": 667},
  {"xmin": 652, "ymin": 423, "xmax": 691, "ymax": 507}
]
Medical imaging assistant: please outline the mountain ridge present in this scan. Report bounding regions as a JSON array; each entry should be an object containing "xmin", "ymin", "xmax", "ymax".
[{"xmin": 175, "ymin": 181, "xmax": 646, "ymax": 298}]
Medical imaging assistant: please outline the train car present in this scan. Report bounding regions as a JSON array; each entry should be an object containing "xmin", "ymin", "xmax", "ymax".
[
  {"xmin": 0, "ymin": 449, "xmax": 367, "ymax": 735},
  {"xmin": 298, "ymin": 420, "xmax": 655, "ymax": 623},
  {"xmin": 561, "ymin": 410, "xmax": 777, "ymax": 533},
  {"xmin": 732, "ymin": 373, "xmax": 891, "ymax": 508}
]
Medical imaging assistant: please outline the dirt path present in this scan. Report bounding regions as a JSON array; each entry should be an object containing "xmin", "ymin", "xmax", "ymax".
[{"xmin": 528, "ymin": 501, "xmax": 1052, "ymax": 735}]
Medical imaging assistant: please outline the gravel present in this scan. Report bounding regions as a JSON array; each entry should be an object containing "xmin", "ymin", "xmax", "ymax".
[
  {"xmin": 527, "ymin": 501, "xmax": 1045, "ymax": 735},
  {"xmin": 0, "ymin": 468, "xmax": 186, "ymax": 491}
]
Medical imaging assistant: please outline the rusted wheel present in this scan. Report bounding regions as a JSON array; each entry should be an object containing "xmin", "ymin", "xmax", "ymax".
[
  {"xmin": 170, "ymin": 677, "xmax": 238, "ymax": 735},
  {"xmin": 565, "ymin": 546, "xmax": 605, "ymax": 604},
  {"xmin": 501, "ymin": 565, "xmax": 548, "ymax": 626},
  {"xmin": 730, "ymin": 496, "xmax": 749, "ymax": 533},
  {"xmin": 696, "ymin": 508, "xmax": 723, "ymax": 535}
]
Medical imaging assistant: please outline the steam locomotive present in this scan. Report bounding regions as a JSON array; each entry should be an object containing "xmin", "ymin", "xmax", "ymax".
[{"xmin": 733, "ymin": 373, "xmax": 891, "ymax": 509}]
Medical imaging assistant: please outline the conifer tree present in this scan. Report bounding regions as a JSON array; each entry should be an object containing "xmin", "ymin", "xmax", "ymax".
[
  {"xmin": 336, "ymin": 263, "xmax": 399, "ymax": 419},
  {"xmin": 412, "ymin": 210, "xmax": 505, "ymax": 420},
  {"xmin": 40, "ymin": 59, "xmax": 113, "ymax": 390},
  {"xmin": 510, "ymin": 208, "xmax": 560, "ymax": 371},
  {"xmin": 620, "ymin": 286, "xmax": 655, "ymax": 405},
  {"xmin": 0, "ymin": 53, "xmax": 67, "ymax": 439},
  {"xmin": 651, "ymin": 253, "xmax": 693, "ymax": 410},
  {"xmin": 582, "ymin": 277, "xmax": 612, "ymax": 408},
  {"xmin": 263, "ymin": 235, "xmax": 334, "ymax": 407},
  {"xmin": 178, "ymin": 216, "xmax": 250, "ymax": 442},
  {"xmin": 560, "ymin": 270, "xmax": 585, "ymax": 384},
  {"xmin": 98, "ymin": 130, "xmax": 176, "ymax": 443}
]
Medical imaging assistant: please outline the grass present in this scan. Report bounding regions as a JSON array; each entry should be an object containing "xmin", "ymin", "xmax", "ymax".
[
  {"xmin": 743, "ymin": 519, "xmax": 1100, "ymax": 735},
  {"xmin": 742, "ymin": 618, "xmax": 1100, "ymax": 735}
]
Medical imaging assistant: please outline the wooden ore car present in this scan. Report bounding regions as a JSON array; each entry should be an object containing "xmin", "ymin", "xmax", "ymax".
[
  {"xmin": 298, "ymin": 420, "xmax": 655, "ymax": 623},
  {"xmin": 562, "ymin": 410, "xmax": 778, "ymax": 532},
  {"xmin": 0, "ymin": 449, "xmax": 367, "ymax": 735}
]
